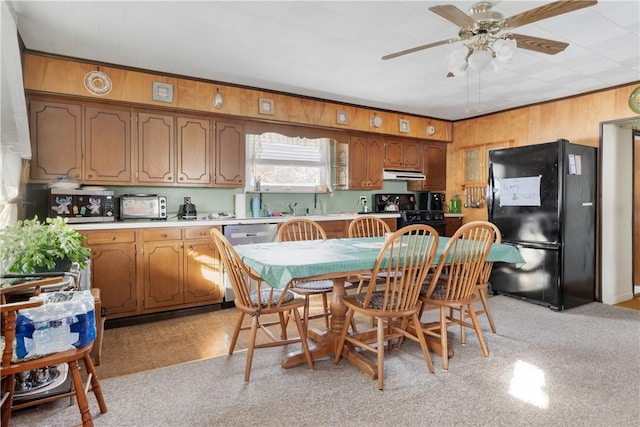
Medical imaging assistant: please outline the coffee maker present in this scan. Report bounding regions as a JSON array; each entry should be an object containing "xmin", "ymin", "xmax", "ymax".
[
  {"xmin": 178, "ymin": 197, "xmax": 197, "ymax": 220},
  {"xmin": 419, "ymin": 192, "xmax": 445, "ymax": 212}
]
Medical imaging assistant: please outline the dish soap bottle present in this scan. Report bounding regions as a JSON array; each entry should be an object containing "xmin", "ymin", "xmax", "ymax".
[{"xmin": 450, "ymin": 194, "xmax": 461, "ymax": 213}]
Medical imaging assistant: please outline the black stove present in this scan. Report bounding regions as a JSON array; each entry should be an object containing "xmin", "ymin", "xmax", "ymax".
[{"xmin": 374, "ymin": 193, "xmax": 446, "ymax": 235}]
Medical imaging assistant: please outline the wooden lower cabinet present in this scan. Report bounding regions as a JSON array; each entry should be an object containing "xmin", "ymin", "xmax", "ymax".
[
  {"xmin": 82, "ymin": 230, "xmax": 139, "ymax": 319},
  {"xmin": 444, "ymin": 217, "xmax": 463, "ymax": 237},
  {"xmin": 142, "ymin": 226, "xmax": 223, "ymax": 313}
]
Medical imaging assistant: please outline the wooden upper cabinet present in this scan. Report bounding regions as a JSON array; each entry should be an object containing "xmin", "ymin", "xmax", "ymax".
[
  {"xmin": 408, "ymin": 142, "xmax": 447, "ymax": 191},
  {"xmin": 84, "ymin": 106, "xmax": 132, "ymax": 183},
  {"xmin": 214, "ymin": 120, "xmax": 245, "ymax": 187},
  {"xmin": 136, "ymin": 111, "xmax": 175, "ymax": 184},
  {"xmin": 463, "ymin": 139, "xmax": 514, "ymax": 185},
  {"xmin": 349, "ymin": 135, "xmax": 383, "ymax": 189},
  {"xmin": 176, "ymin": 116, "xmax": 211, "ymax": 186},
  {"xmin": 385, "ymin": 138, "xmax": 422, "ymax": 170},
  {"xmin": 29, "ymin": 98, "xmax": 82, "ymax": 181}
]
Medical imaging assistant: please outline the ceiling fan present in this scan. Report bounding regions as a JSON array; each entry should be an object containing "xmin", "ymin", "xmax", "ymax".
[{"xmin": 382, "ymin": 1, "xmax": 598, "ymax": 74}]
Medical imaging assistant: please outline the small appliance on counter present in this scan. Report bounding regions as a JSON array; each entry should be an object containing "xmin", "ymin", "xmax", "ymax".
[
  {"xmin": 119, "ymin": 194, "xmax": 167, "ymax": 220},
  {"xmin": 25, "ymin": 185, "xmax": 116, "ymax": 223},
  {"xmin": 178, "ymin": 197, "xmax": 197, "ymax": 220}
]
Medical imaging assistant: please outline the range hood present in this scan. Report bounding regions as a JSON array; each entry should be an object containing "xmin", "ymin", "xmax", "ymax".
[{"xmin": 383, "ymin": 169, "xmax": 426, "ymax": 181}]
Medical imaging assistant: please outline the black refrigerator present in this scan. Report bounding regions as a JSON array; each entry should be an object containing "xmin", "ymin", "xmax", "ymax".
[{"xmin": 487, "ymin": 139, "xmax": 596, "ymax": 311}]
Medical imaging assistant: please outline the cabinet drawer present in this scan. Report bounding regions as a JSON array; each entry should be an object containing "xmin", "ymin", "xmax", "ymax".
[
  {"xmin": 142, "ymin": 228, "xmax": 182, "ymax": 241},
  {"xmin": 83, "ymin": 230, "xmax": 136, "ymax": 245},
  {"xmin": 184, "ymin": 226, "xmax": 219, "ymax": 240}
]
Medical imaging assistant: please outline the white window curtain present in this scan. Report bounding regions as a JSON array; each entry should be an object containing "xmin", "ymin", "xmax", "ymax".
[
  {"xmin": 1, "ymin": 1, "xmax": 32, "ymax": 228},
  {"xmin": 245, "ymin": 133, "xmax": 332, "ymax": 194}
]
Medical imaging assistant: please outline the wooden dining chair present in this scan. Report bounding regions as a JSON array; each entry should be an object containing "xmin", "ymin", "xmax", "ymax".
[
  {"xmin": 210, "ymin": 228, "xmax": 313, "ymax": 382},
  {"xmin": 416, "ymin": 221, "xmax": 496, "ymax": 370},
  {"xmin": 334, "ymin": 224, "xmax": 439, "ymax": 390},
  {"xmin": 455, "ymin": 221, "xmax": 502, "ymax": 343},
  {"xmin": 277, "ymin": 218, "xmax": 334, "ymax": 329},
  {"xmin": 347, "ymin": 216, "xmax": 392, "ymax": 293},
  {"xmin": 1, "ymin": 278, "xmax": 107, "ymax": 427}
]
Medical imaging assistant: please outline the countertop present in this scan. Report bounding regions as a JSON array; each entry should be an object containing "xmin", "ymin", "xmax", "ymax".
[{"xmin": 71, "ymin": 213, "xmax": 402, "ymax": 231}]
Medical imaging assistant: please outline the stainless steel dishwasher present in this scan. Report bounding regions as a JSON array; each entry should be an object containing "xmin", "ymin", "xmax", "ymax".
[{"xmin": 222, "ymin": 223, "xmax": 278, "ymax": 306}]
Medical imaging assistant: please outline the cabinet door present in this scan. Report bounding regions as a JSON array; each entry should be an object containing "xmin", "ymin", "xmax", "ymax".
[
  {"xmin": 90, "ymin": 243, "xmax": 138, "ymax": 317},
  {"xmin": 445, "ymin": 217, "xmax": 463, "ymax": 237},
  {"xmin": 350, "ymin": 135, "xmax": 383, "ymax": 189},
  {"xmin": 137, "ymin": 112, "xmax": 175, "ymax": 184},
  {"xmin": 463, "ymin": 139, "xmax": 515, "ymax": 186},
  {"xmin": 184, "ymin": 240, "xmax": 223, "ymax": 304},
  {"xmin": 177, "ymin": 116, "xmax": 211, "ymax": 186},
  {"xmin": 143, "ymin": 241, "xmax": 184, "ymax": 309},
  {"xmin": 85, "ymin": 106, "xmax": 132, "ymax": 183},
  {"xmin": 29, "ymin": 99, "xmax": 82, "ymax": 181},
  {"xmin": 366, "ymin": 137, "xmax": 384, "ymax": 189},
  {"xmin": 384, "ymin": 139, "xmax": 404, "ymax": 169},
  {"xmin": 403, "ymin": 140, "xmax": 422, "ymax": 170},
  {"xmin": 408, "ymin": 142, "xmax": 447, "ymax": 191},
  {"xmin": 424, "ymin": 143, "xmax": 446, "ymax": 190},
  {"xmin": 214, "ymin": 120, "xmax": 245, "ymax": 187}
]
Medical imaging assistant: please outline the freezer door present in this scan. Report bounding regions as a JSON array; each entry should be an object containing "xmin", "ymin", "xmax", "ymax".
[
  {"xmin": 488, "ymin": 142, "xmax": 560, "ymax": 244},
  {"xmin": 490, "ymin": 243, "xmax": 562, "ymax": 310}
]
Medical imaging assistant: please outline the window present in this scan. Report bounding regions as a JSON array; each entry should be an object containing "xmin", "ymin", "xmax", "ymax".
[{"xmin": 245, "ymin": 132, "xmax": 332, "ymax": 193}]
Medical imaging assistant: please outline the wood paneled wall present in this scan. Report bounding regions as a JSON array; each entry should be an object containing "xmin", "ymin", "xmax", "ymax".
[
  {"xmin": 448, "ymin": 83, "xmax": 640, "ymax": 223},
  {"xmin": 22, "ymin": 54, "xmax": 452, "ymax": 142}
]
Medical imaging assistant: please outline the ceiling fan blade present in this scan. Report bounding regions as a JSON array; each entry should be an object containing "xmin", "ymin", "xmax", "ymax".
[
  {"xmin": 429, "ymin": 5, "xmax": 477, "ymax": 28},
  {"xmin": 382, "ymin": 38, "xmax": 459, "ymax": 60},
  {"xmin": 508, "ymin": 34, "xmax": 569, "ymax": 55},
  {"xmin": 504, "ymin": 0, "xmax": 597, "ymax": 29}
]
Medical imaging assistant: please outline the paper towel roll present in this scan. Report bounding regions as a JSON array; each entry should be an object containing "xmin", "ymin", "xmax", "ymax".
[{"xmin": 235, "ymin": 194, "xmax": 246, "ymax": 219}]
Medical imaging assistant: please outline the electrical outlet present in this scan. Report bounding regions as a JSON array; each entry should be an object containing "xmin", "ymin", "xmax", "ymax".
[{"xmin": 359, "ymin": 196, "xmax": 367, "ymax": 205}]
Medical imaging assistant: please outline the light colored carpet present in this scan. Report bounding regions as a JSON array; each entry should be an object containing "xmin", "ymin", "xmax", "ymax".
[{"xmin": 10, "ymin": 296, "xmax": 640, "ymax": 427}]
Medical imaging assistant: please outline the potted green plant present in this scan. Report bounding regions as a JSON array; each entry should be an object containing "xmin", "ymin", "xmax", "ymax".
[{"xmin": 0, "ymin": 216, "xmax": 91, "ymax": 274}]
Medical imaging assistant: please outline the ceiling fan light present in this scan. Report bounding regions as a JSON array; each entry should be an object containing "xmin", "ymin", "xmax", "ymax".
[
  {"xmin": 468, "ymin": 49, "xmax": 492, "ymax": 70},
  {"xmin": 494, "ymin": 38, "xmax": 516, "ymax": 61}
]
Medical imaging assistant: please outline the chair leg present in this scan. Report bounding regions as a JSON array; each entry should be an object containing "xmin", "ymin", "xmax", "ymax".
[
  {"xmin": 68, "ymin": 360, "xmax": 92, "ymax": 426},
  {"xmin": 1, "ymin": 373, "xmax": 15, "ymax": 427},
  {"xmin": 244, "ymin": 315, "xmax": 260, "ymax": 382},
  {"xmin": 460, "ymin": 305, "xmax": 467, "ymax": 345},
  {"xmin": 278, "ymin": 311, "xmax": 288, "ymax": 340},
  {"xmin": 334, "ymin": 309, "xmax": 355, "ymax": 364},
  {"xmin": 291, "ymin": 307, "xmax": 314, "ymax": 370},
  {"xmin": 377, "ymin": 317, "xmax": 384, "ymax": 390},
  {"xmin": 440, "ymin": 307, "xmax": 449, "ymax": 371},
  {"xmin": 467, "ymin": 304, "xmax": 489, "ymax": 357},
  {"xmin": 478, "ymin": 289, "xmax": 497, "ymax": 333},
  {"xmin": 412, "ymin": 313, "xmax": 434, "ymax": 374},
  {"xmin": 229, "ymin": 312, "xmax": 245, "ymax": 355},
  {"xmin": 83, "ymin": 353, "xmax": 108, "ymax": 414},
  {"xmin": 321, "ymin": 293, "xmax": 329, "ymax": 329}
]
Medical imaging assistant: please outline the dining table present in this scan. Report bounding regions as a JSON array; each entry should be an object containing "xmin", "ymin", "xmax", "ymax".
[{"xmin": 234, "ymin": 236, "xmax": 525, "ymax": 380}]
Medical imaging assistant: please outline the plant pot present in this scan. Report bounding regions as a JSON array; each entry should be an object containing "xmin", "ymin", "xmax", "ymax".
[{"xmin": 34, "ymin": 257, "xmax": 73, "ymax": 273}]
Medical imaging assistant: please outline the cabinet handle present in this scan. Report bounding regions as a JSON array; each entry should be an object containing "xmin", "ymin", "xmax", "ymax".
[
  {"xmin": 179, "ymin": 177, "xmax": 184, "ymax": 181},
  {"xmin": 161, "ymin": 233, "xmax": 168, "ymax": 238},
  {"xmin": 87, "ymin": 174, "xmax": 93, "ymax": 178},
  {"xmin": 110, "ymin": 236, "xmax": 116, "ymax": 241},
  {"xmin": 200, "ymin": 232, "xmax": 206, "ymax": 236}
]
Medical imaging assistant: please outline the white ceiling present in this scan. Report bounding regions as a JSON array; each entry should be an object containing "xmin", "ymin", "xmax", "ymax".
[{"xmin": 7, "ymin": 0, "xmax": 640, "ymax": 121}]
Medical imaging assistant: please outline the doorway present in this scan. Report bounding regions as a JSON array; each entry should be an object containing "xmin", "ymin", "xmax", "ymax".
[{"xmin": 600, "ymin": 118, "xmax": 639, "ymax": 304}]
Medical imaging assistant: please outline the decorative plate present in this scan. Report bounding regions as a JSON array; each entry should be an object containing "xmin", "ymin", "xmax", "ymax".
[
  {"xmin": 425, "ymin": 125, "xmax": 436, "ymax": 135},
  {"xmin": 629, "ymin": 86, "xmax": 640, "ymax": 114},
  {"xmin": 84, "ymin": 70, "xmax": 112, "ymax": 95},
  {"xmin": 370, "ymin": 114, "xmax": 382, "ymax": 128}
]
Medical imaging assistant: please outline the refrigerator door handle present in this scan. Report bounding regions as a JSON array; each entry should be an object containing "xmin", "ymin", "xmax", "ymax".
[{"xmin": 487, "ymin": 163, "xmax": 495, "ymax": 219}]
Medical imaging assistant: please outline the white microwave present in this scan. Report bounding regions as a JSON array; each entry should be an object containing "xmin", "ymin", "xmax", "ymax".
[{"xmin": 119, "ymin": 194, "xmax": 167, "ymax": 220}]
